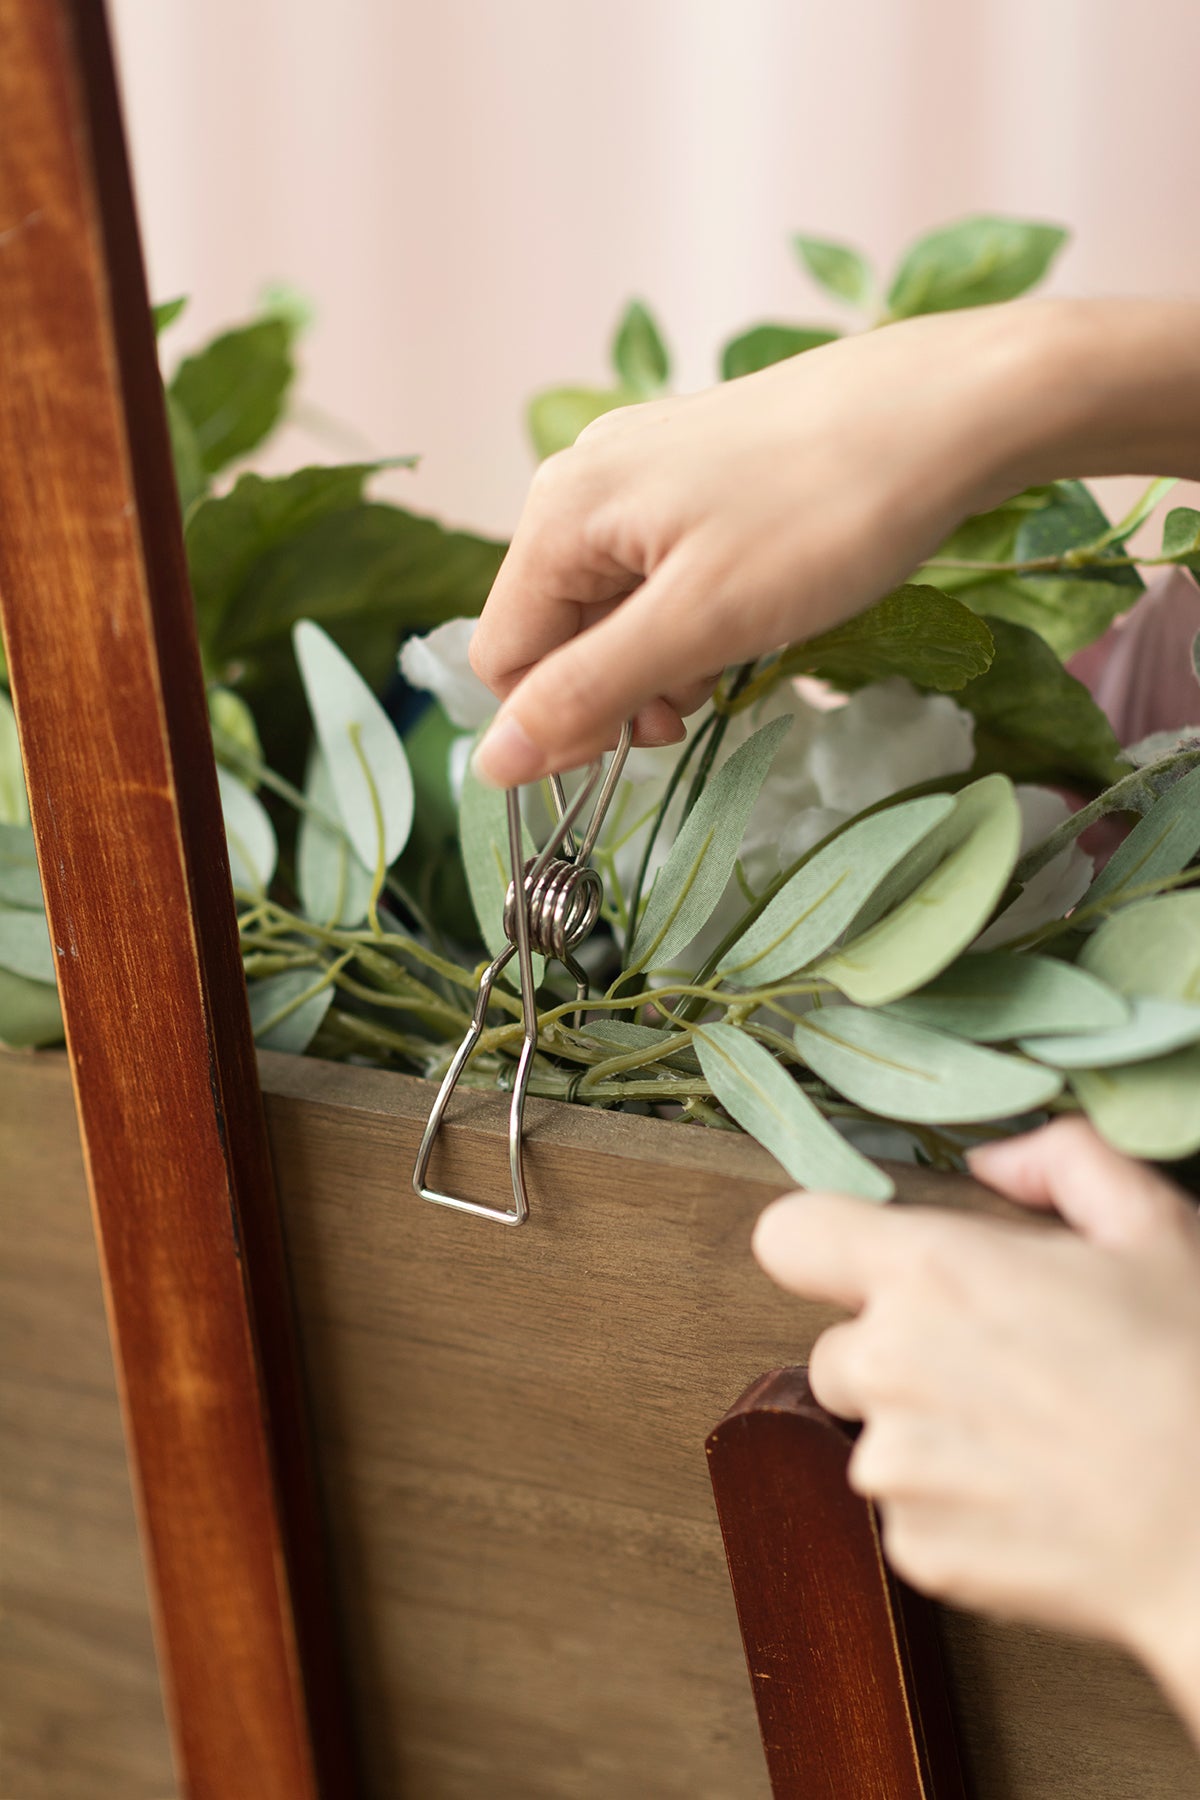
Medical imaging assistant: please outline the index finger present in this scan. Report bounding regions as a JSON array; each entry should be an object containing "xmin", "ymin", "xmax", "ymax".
[{"xmin": 751, "ymin": 1191, "xmax": 978, "ymax": 1310}]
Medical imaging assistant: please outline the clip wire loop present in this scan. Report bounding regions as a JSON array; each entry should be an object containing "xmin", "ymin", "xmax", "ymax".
[{"xmin": 413, "ymin": 720, "xmax": 633, "ymax": 1225}]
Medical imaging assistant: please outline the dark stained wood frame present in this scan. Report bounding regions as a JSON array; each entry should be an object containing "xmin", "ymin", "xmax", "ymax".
[
  {"xmin": 0, "ymin": 1, "xmax": 357, "ymax": 1792},
  {"xmin": 708, "ymin": 1368, "xmax": 969, "ymax": 1799}
]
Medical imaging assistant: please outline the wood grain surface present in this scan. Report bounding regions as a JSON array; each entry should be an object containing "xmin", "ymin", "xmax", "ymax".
[
  {"xmin": 4, "ymin": 1050, "xmax": 1200, "ymax": 1797},
  {"xmin": 0, "ymin": 3, "xmax": 355, "ymax": 1793}
]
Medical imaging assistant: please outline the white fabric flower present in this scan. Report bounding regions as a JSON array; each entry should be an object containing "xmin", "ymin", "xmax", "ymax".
[
  {"xmin": 400, "ymin": 617, "xmax": 494, "ymax": 730},
  {"xmin": 973, "ymin": 785, "xmax": 1094, "ymax": 950},
  {"xmin": 808, "ymin": 679, "xmax": 975, "ymax": 816}
]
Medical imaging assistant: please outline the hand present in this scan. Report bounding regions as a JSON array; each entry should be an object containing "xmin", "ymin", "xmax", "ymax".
[
  {"xmin": 752, "ymin": 1119, "xmax": 1200, "ymax": 1737},
  {"xmin": 470, "ymin": 305, "xmax": 1043, "ymax": 784}
]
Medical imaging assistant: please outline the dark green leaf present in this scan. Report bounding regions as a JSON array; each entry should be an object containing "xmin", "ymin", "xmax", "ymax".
[
  {"xmin": 963, "ymin": 573, "xmax": 1139, "ymax": 660},
  {"xmin": 793, "ymin": 235, "xmax": 874, "ymax": 309},
  {"xmin": 694, "ymin": 1021, "xmax": 893, "ymax": 1199},
  {"xmin": 612, "ymin": 301, "xmax": 670, "ymax": 393},
  {"xmin": 918, "ymin": 488, "xmax": 1054, "ymax": 597},
  {"xmin": 1162, "ymin": 506, "xmax": 1200, "ymax": 569},
  {"xmin": 1013, "ymin": 481, "xmax": 1142, "ymax": 594},
  {"xmin": 787, "ymin": 585, "xmax": 994, "ymax": 693},
  {"xmin": 153, "ymin": 296, "xmax": 187, "ymax": 334},
  {"xmin": 527, "ymin": 387, "xmax": 635, "ymax": 459},
  {"xmin": 169, "ymin": 315, "xmax": 297, "ymax": 475},
  {"xmin": 720, "ymin": 324, "xmax": 840, "ymax": 381},
  {"xmin": 886, "ymin": 215, "xmax": 1068, "ymax": 319},
  {"xmin": 165, "ymin": 391, "xmax": 209, "ymax": 516},
  {"xmin": 887, "ymin": 951, "xmax": 1129, "ymax": 1042},
  {"xmin": 958, "ymin": 617, "xmax": 1122, "ymax": 787}
]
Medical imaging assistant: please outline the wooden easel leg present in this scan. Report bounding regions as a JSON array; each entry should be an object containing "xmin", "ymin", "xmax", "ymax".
[{"xmin": 707, "ymin": 1367, "xmax": 967, "ymax": 1800}]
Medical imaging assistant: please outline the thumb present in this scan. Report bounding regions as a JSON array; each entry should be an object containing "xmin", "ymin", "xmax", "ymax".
[{"xmin": 966, "ymin": 1117, "xmax": 1185, "ymax": 1250}]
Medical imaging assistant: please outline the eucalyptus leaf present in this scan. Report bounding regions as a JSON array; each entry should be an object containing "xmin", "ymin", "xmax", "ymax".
[
  {"xmin": 0, "ymin": 904, "xmax": 55, "ymax": 982},
  {"xmin": 795, "ymin": 1007, "xmax": 1062, "ymax": 1122},
  {"xmin": 0, "ymin": 965, "xmax": 62, "ymax": 1048},
  {"xmin": 1079, "ymin": 893, "xmax": 1200, "ymax": 1003},
  {"xmin": 886, "ymin": 216, "xmax": 1067, "ymax": 319},
  {"xmin": 958, "ymin": 617, "xmax": 1122, "ymax": 787},
  {"xmin": 695, "ymin": 1021, "xmax": 893, "ymax": 1200},
  {"xmin": 1019, "ymin": 996, "xmax": 1200, "ymax": 1069},
  {"xmin": 297, "ymin": 747, "xmax": 374, "ymax": 928},
  {"xmin": 216, "ymin": 766, "xmax": 278, "ymax": 894},
  {"xmin": 458, "ymin": 761, "xmax": 543, "ymax": 982},
  {"xmin": 248, "ymin": 968, "xmax": 334, "ymax": 1054},
  {"xmin": 1161, "ymin": 507, "xmax": 1200, "ymax": 569},
  {"xmin": 887, "ymin": 951, "xmax": 1129, "ymax": 1042},
  {"xmin": 817, "ymin": 775, "xmax": 1021, "ymax": 1005},
  {"xmin": 1077, "ymin": 762, "xmax": 1200, "ymax": 920},
  {"xmin": 581, "ymin": 1018, "xmax": 700, "ymax": 1072},
  {"xmin": 169, "ymin": 314, "xmax": 297, "ymax": 475},
  {"xmin": 0, "ymin": 690, "xmax": 28, "ymax": 824},
  {"xmin": 719, "ymin": 795, "xmax": 954, "ymax": 987},
  {"xmin": 294, "ymin": 620, "xmax": 414, "ymax": 875},
  {"xmin": 720, "ymin": 324, "xmax": 839, "ymax": 381},
  {"xmin": 793, "ymin": 234, "xmax": 874, "ymax": 309},
  {"xmin": 527, "ymin": 387, "xmax": 635, "ymax": 459},
  {"xmin": 1072, "ymin": 1047, "xmax": 1200, "ymax": 1160},
  {"xmin": 208, "ymin": 686, "xmax": 262, "ymax": 775},
  {"xmin": 612, "ymin": 301, "xmax": 670, "ymax": 394},
  {"xmin": 0, "ymin": 823, "xmax": 42, "ymax": 908},
  {"xmin": 630, "ymin": 715, "xmax": 792, "ymax": 971},
  {"xmin": 788, "ymin": 585, "xmax": 994, "ymax": 693}
]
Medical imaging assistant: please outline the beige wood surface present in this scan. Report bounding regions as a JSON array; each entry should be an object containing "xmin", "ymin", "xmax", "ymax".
[{"xmin": 3, "ymin": 1048, "xmax": 1198, "ymax": 1798}]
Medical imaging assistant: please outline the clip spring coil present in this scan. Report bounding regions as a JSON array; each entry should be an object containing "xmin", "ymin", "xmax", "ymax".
[{"xmin": 413, "ymin": 721, "xmax": 633, "ymax": 1225}]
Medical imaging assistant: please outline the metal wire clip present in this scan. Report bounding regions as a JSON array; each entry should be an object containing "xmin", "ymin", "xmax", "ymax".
[{"xmin": 413, "ymin": 721, "xmax": 633, "ymax": 1225}]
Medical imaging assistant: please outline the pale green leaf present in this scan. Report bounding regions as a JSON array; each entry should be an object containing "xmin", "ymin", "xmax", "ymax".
[
  {"xmin": 817, "ymin": 775, "xmax": 1022, "ymax": 1005},
  {"xmin": 248, "ymin": 968, "xmax": 334, "ymax": 1053},
  {"xmin": 612, "ymin": 301, "xmax": 670, "ymax": 393},
  {"xmin": 1161, "ymin": 506, "xmax": 1200, "ymax": 569},
  {"xmin": 695, "ymin": 1021, "xmax": 893, "ymax": 1199},
  {"xmin": 581, "ymin": 1018, "xmax": 700, "ymax": 1071},
  {"xmin": 720, "ymin": 324, "xmax": 839, "ymax": 381},
  {"xmin": 787, "ymin": 585, "xmax": 994, "ymax": 693},
  {"xmin": 297, "ymin": 747, "xmax": 374, "ymax": 928},
  {"xmin": 630, "ymin": 715, "xmax": 792, "ymax": 971},
  {"xmin": 0, "ymin": 904, "xmax": 55, "ymax": 982},
  {"xmin": 795, "ymin": 1006, "xmax": 1062, "ymax": 1122},
  {"xmin": 0, "ymin": 965, "xmax": 62, "ymax": 1048},
  {"xmin": 718, "ymin": 795, "xmax": 954, "ymax": 987},
  {"xmin": 0, "ymin": 823, "xmax": 41, "ymax": 908},
  {"xmin": 793, "ymin": 234, "xmax": 874, "ymax": 309},
  {"xmin": 1077, "ymin": 764, "xmax": 1200, "ymax": 919},
  {"xmin": 208, "ymin": 686, "xmax": 262, "ymax": 775},
  {"xmin": 887, "ymin": 951, "xmax": 1129, "ymax": 1042},
  {"xmin": 216, "ymin": 767, "xmax": 277, "ymax": 894},
  {"xmin": 294, "ymin": 620, "xmax": 414, "ymax": 873},
  {"xmin": 1019, "ymin": 996, "xmax": 1200, "ymax": 1069},
  {"xmin": 958, "ymin": 617, "xmax": 1122, "ymax": 787},
  {"xmin": 1101, "ymin": 477, "xmax": 1177, "ymax": 546},
  {"xmin": 458, "ymin": 762, "xmax": 543, "ymax": 982},
  {"xmin": 886, "ymin": 216, "xmax": 1068, "ymax": 319},
  {"xmin": 1072, "ymin": 1047, "xmax": 1200, "ymax": 1160},
  {"xmin": 0, "ymin": 690, "xmax": 28, "ymax": 825},
  {"xmin": 527, "ymin": 387, "xmax": 635, "ymax": 460},
  {"xmin": 1079, "ymin": 893, "xmax": 1200, "ymax": 1003}
]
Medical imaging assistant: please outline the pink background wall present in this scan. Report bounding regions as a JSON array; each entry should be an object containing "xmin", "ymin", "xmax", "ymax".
[{"xmin": 110, "ymin": 0, "xmax": 1200, "ymax": 540}]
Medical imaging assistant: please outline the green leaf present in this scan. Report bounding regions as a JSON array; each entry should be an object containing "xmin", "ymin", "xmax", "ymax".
[
  {"xmin": 718, "ymin": 795, "xmax": 954, "ymax": 987},
  {"xmin": 0, "ymin": 823, "xmax": 42, "ymax": 908},
  {"xmin": 164, "ymin": 390, "xmax": 209, "ymax": 517},
  {"xmin": 1013, "ymin": 481, "xmax": 1142, "ymax": 594},
  {"xmin": 817, "ymin": 775, "xmax": 1022, "ymax": 1005},
  {"xmin": 694, "ymin": 1021, "xmax": 893, "ymax": 1200},
  {"xmin": 1077, "ymin": 763, "xmax": 1200, "ymax": 919},
  {"xmin": 919, "ymin": 488, "xmax": 1054, "ymax": 597},
  {"xmin": 169, "ymin": 315, "xmax": 297, "ymax": 475},
  {"xmin": 153, "ymin": 296, "xmax": 187, "ymax": 334},
  {"xmin": 1019, "ymin": 996, "xmax": 1200, "ymax": 1068},
  {"xmin": 0, "ymin": 904, "xmax": 55, "ymax": 982},
  {"xmin": 720, "ymin": 324, "xmax": 839, "ymax": 381},
  {"xmin": 963, "ymin": 573, "xmax": 1138, "ymax": 660},
  {"xmin": 1072, "ymin": 1047, "xmax": 1200, "ymax": 1160},
  {"xmin": 957, "ymin": 617, "xmax": 1122, "ymax": 787},
  {"xmin": 217, "ymin": 766, "xmax": 277, "ymax": 894},
  {"xmin": 248, "ymin": 968, "xmax": 334, "ymax": 1054},
  {"xmin": 527, "ymin": 386, "xmax": 635, "ymax": 459},
  {"xmin": 458, "ymin": 760, "xmax": 543, "ymax": 982},
  {"xmin": 793, "ymin": 234, "xmax": 874, "ymax": 309},
  {"xmin": 208, "ymin": 686, "xmax": 262, "ymax": 776},
  {"xmin": 1079, "ymin": 892, "xmax": 1200, "ymax": 1003},
  {"xmin": 0, "ymin": 965, "xmax": 62, "ymax": 1048},
  {"xmin": 887, "ymin": 951, "xmax": 1129, "ymax": 1042},
  {"xmin": 296, "ymin": 747, "xmax": 374, "ymax": 928},
  {"xmin": 1161, "ymin": 507, "xmax": 1200, "ymax": 569},
  {"xmin": 630, "ymin": 715, "xmax": 792, "ymax": 971},
  {"xmin": 795, "ymin": 1007, "xmax": 1062, "ymax": 1123},
  {"xmin": 1101, "ymin": 477, "xmax": 1177, "ymax": 547},
  {"xmin": 786, "ymin": 585, "xmax": 994, "ymax": 693},
  {"xmin": 0, "ymin": 690, "xmax": 28, "ymax": 825},
  {"xmin": 886, "ymin": 215, "xmax": 1068, "ymax": 319},
  {"xmin": 612, "ymin": 301, "xmax": 670, "ymax": 393},
  {"xmin": 581, "ymin": 1018, "xmax": 701, "ymax": 1072},
  {"xmin": 293, "ymin": 621, "xmax": 414, "ymax": 874}
]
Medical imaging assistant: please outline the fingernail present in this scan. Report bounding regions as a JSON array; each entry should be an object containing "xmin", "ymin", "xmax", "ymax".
[{"xmin": 472, "ymin": 712, "xmax": 545, "ymax": 788}]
